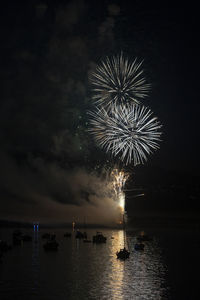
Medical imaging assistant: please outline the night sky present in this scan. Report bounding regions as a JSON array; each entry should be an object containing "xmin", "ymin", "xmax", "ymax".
[{"xmin": 0, "ymin": 1, "xmax": 199, "ymax": 224}]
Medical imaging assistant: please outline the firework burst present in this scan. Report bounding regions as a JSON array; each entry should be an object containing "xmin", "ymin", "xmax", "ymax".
[
  {"xmin": 89, "ymin": 53, "xmax": 150, "ymax": 108},
  {"xmin": 88, "ymin": 104, "xmax": 162, "ymax": 166}
]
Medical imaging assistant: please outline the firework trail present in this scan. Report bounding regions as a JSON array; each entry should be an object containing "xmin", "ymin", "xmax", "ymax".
[
  {"xmin": 111, "ymin": 168, "xmax": 129, "ymax": 196},
  {"xmin": 111, "ymin": 167, "xmax": 129, "ymax": 212},
  {"xmin": 88, "ymin": 104, "xmax": 162, "ymax": 166},
  {"xmin": 98, "ymin": 165, "xmax": 128, "ymax": 211},
  {"xmin": 89, "ymin": 53, "xmax": 150, "ymax": 108}
]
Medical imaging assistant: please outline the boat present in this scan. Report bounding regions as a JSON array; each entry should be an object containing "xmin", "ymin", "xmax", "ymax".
[
  {"xmin": 83, "ymin": 238, "xmax": 92, "ymax": 243},
  {"xmin": 21, "ymin": 234, "xmax": 32, "ymax": 242},
  {"xmin": 12, "ymin": 230, "xmax": 32, "ymax": 244},
  {"xmin": 12, "ymin": 229, "xmax": 22, "ymax": 245},
  {"xmin": 13, "ymin": 229, "xmax": 22, "ymax": 237},
  {"xmin": 116, "ymin": 247, "xmax": 130, "ymax": 259},
  {"xmin": 134, "ymin": 243, "xmax": 145, "ymax": 251},
  {"xmin": 93, "ymin": 232, "xmax": 107, "ymax": 243},
  {"xmin": 83, "ymin": 221, "xmax": 91, "ymax": 243},
  {"xmin": 42, "ymin": 233, "xmax": 56, "ymax": 240},
  {"xmin": 64, "ymin": 232, "xmax": 72, "ymax": 237},
  {"xmin": 13, "ymin": 236, "xmax": 22, "ymax": 246},
  {"xmin": 43, "ymin": 240, "xmax": 59, "ymax": 251},
  {"xmin": 42, "ymin": 233, "xmax": 51, "ymax": 239},
  {"xmin": 116, "ymin": 214, "xmax": 130, "ymax": 260},
  {"xmin": 0, "ymin": 240, "xmax": 12, "ymax": 252},
  {"xmin": 82, "ymin": 217, "xmax": 90, "ymax": 242},
  {"xmin": 75, "ymin": 230, "xmax": 85, "ymax": 239}
]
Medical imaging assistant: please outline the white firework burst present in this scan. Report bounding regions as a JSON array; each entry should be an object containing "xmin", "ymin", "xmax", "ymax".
[
  {"xmin": 88, "ymin": 104, "xmax": 162, "ymax": 166},
  {"xmin": 89, "ymin": 53, "xmax": 150, "ymax": 108}
]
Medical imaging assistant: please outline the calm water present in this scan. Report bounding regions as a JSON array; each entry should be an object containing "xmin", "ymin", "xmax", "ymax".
[{"xmin": 0, "ymin": 227, "xmax": 199, "ymax": 299}]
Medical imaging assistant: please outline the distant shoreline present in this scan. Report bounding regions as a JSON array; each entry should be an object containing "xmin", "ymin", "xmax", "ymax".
[
  {"xmin": 0, "ymin": 215, "xmax": 199, "ymax": 231},
  {"xmin": 0, "ymin": 219, "xmax": 123, "ymax": 230}
]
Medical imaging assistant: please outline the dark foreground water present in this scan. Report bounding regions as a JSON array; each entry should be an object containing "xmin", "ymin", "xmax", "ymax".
[{"xmin": 0, "ymin": 226, "xmax": 199, "ymax": 300}]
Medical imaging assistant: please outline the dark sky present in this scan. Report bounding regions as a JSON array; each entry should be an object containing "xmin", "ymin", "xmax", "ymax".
[{"xmin": 0, "ymin": 1, "xmax": 199, "ymax": 223}]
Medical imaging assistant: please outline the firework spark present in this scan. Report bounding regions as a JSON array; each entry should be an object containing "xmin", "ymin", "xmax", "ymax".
[
  {"xmin": 89, "ymin": 53, "xmax": 150, "ymax": 108},
  {"xmin": 111, "ymin": 168, "xmax": 129, "ymax": 212},
  {"xmin": 88, "ymin": 104, "xmax": 162, "ymax": 166},
  {"xmin": 111, "ymin": 168, "xmax": 129, "ymax": 196}
]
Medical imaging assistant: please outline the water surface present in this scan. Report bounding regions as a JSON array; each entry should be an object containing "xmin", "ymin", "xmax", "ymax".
[{"xmin": 0, "ymin": 227, "xmax": 198, "ymax": 299}]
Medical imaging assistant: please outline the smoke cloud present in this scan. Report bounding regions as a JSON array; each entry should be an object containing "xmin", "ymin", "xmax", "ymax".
[
  {"xmin": 0, "ymin": 151, "xmax": 121, "ymax": 225},
  {"xmin": 0, "ymin": 1, "xmax": 123, "ymax": 225}
]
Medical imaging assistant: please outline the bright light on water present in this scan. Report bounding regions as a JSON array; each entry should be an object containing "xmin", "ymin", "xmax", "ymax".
[{"xmin": 0, "ymin": 227, "xmax": 176, "ymax": 299}]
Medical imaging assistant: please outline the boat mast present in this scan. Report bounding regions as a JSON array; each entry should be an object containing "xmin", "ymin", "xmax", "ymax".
[{"xmin": 123, "ymin": 213, "xmax": 125, "ymax": 248}]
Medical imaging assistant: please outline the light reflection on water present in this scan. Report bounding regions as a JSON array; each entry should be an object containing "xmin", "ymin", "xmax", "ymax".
[
  {"xmin": 90, "ymin": 230, "xmax": 169, "ymax": 300},
  {"xmin": 32, "ymin": 230, "xmax": 39, "ymax": 297},
  {"xmin": 0, "ymin": 228, "xmax": 169, "ymax": 299}
]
